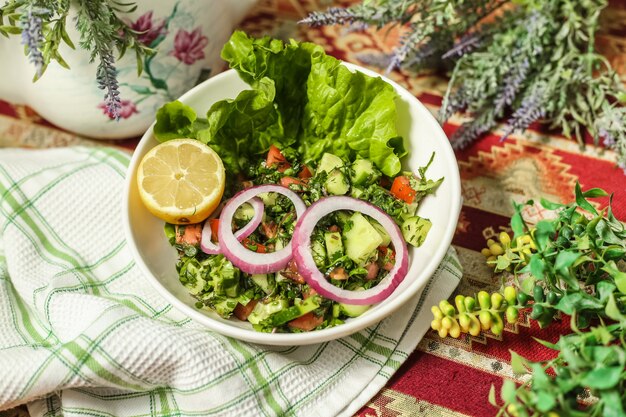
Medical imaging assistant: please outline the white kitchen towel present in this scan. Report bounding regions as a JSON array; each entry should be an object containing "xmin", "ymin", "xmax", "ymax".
[{"xmin": 0, "ymin": 146, "xmax": 462, "ymax": 417}]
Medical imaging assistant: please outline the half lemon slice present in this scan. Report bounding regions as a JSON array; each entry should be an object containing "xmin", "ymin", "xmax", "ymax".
[{"xmin": 137, "ymin": 138, "xmax": 225, "ymax": 224}]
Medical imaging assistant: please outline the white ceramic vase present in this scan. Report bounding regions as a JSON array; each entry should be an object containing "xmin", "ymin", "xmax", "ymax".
[{"xmin": 0, "ymin": 0, "xmax": 256, "ymax": 139}]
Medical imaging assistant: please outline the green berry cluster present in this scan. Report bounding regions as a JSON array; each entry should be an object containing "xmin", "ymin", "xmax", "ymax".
[
  {"xmin": 431, "ymin": 286, "xmax": 527, "ymax": 338},
  {"xmin": 481, "ymin": 231, "xmax": 537, "ymax": 272}
]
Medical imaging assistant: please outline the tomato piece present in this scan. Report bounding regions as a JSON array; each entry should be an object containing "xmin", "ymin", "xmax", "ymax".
[
  {"xmin": 288, "ymin": 312, "xmax": 324, "ymax": 331},
  {"xmin": 378, "ymin": 246, "xmax": 396, "ymax": 271},
  {"xmin": 242, "ymin": 238, "xmax": 267, "ymax": 253},
  {"xmin": 209, "ymin": 219, "xmax": 219, "ymax": 242},
  {"xmin": 266, "ymin": 145, "xmax": 291, "ymax": 172},
  {"xmin": 280, "ymin": 176, "xmax": 306, "ymax": 188},
  {"xmin": 175, "ymin": 224, "xmax": 202, "ymax": 246},
  {"xmin": 298, "ymin": 165, "xmax": 313, "ymax": 179},
  {"xmin": 234, "ymin": 300, "xmax": 258, "ymax": 321},
  {"xmin": 390, "ymin": 175, "xmax": 416, "ymax": 204}
]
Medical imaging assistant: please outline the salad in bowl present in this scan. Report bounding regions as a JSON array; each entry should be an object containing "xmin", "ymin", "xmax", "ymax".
[{"xmin": 124, "ymin": 32, "xmax": 461, "ymax": 345}]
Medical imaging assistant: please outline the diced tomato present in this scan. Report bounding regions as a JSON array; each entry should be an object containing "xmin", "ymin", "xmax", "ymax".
[
  {"xmin": 175, "ymin": 224, "xmax": 202, "ymax": 246},
  {"xmin": 328, "ymin": 225, "xmax": 340, "ymax": 233},
  {"xmin": 288, "ymin": 312, "xmax": 324, "ymax": 331},
  {"xmin": 379, "ymin": 176, "xmax": 392, "ymax": 188},
  {"xmin": 242, "ymin": 238, "xmax": 267, "ymax": 253},
  {"xmin": 390, "ymin": 175, "xmax": 417, "ymax": 204},
  {"xmin": 266, "ymin": 145, "xmax": 291, "ymax": 172},
  {"xmin": 280, "ymin": 176, "xmax": 306, "ymax": 188},
  {"xmin": 329, "ymin": 267, "xmax": 348, "ymax": 280},
  {"xmin": 234, "ymin": 300, "xmax": 258, "ymax": 321},
  {"xmin": 303, "ymin": 287, "xmax": 318, "ymax": 299},
  {"xmin": 209, "ymin": 219, "xmax": 220, "ymax": 242},
  {"xmin": 298, "ymin": 165, "xmax": 313, "ymax": 179},
  {"xmin": 365, "ymin": 262, "xmax": 380, "ymax": 280},
  {"xmin": 378, "ymin": 246, "xmax": 396, "ymax": 271}
]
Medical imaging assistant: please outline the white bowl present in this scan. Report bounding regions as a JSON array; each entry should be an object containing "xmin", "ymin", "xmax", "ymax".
[{"xmin": 123, "ymin": 63, "xmax": 461, "ymax": 345}]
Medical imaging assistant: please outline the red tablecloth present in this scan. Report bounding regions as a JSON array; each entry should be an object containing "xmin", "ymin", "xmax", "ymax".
[{"xmin": 1, "ymin": 1, "xmax": 625, "ymax": 416}]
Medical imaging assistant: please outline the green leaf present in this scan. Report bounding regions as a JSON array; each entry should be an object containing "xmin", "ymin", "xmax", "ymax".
[
  {"xmin": 534, "ymin": 220, "xmax": 556, "ymax": 250},
  {"xmin": 488, "ymin": 384, "xmax": 497, "ymax": 406},
  {"xmin": 496, "ymin": 255, "xmax": 511, "ymax": 271},
  {"xmin": 501, "ymin": 380, "xmax": 516, "ymax": 403},
  {"xmin": 529, "ymin": 255, "xmax": 545, "ymax": 280},
  {"xmin": 540, "ymin": 197, "xmax": 564, "ymax": 210},
  {"xmin": 580, "ymin": 366, "xmax": 623, "ymax": 390},
  {"xmin": 520, "ymin": 276, "xmax": 536, "ymax": 297},
  {"xmin": 510, "ymin": 209, "xmax": 524, "ymax": 238},
  {"xmin": 530, "ymin": 363, "xmax": 549, "ymax": 390},
  {"xmin": 0, "ymin": 25, "xmax": 21, "ymax": 34},
  {"xmin": 535, "ymin": 391, "xmax": 556, "ymax": 413},
  {"xmin": 575, "ymin": 181, "xmax": 598, "ymax": 215},
  {"xmin": 556, "ymin": 292, "xmax": 604, "ymax": 315},
  {"xmin": 510, "ymin": 350, "xmax": 529, "ymax": 375},
  {"xmin": 606, "ymin": 294, "xmax": 626, "ymax": 322},
  {"xmin": 153, "ymin": 100, "xmax": 197, "ymax": 142},
  {"xmin": 555, "ymin": 250, "xmax": 579, "ymax": 270},
  {"xmin": 582, "ymin": 187, "xmax": 609, "ymax": 198},
  {"xmin": 602, "ymin": 262, "xmax": 626, "ymax": 294},
  {"xmin": 602, "ymin": 390, "xmax": 626, "ymax": 417}
]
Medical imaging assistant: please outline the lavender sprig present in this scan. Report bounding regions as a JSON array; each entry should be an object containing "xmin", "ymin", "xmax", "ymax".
[
  {"xmin": 299, "ymin": 7, "xmax": 358, "ymax": 27},
  {"xmin": 19, "ymin": 7, "xmax": 46, "ymax": 78},
  {"xmin": 500, "ymin": 83, "xmax": 547, "ymax": 141},
  {"xmin": 595, "ymin": 105, "xmax": 626, "ymax": 173},
  {"xmin": 96, "ymin": 48, "xmax": 121, "ymax": 120},
  {"xmin": 442, "ymin": 32, "xmax": 482, "ymax": 60},
  {"xmin": 492, "ymin": 57, "xmax": 530, "ymax": 113}
]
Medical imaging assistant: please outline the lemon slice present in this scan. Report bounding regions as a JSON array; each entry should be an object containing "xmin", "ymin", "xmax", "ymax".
[{"xmin": 137, "ymin": 139, "xmax": 225, "ymax": 224}]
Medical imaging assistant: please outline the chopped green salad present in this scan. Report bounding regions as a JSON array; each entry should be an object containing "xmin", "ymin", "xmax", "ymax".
[{"xmin": 155, "ymin": 32, "xmax": 443, "ymax": 333}]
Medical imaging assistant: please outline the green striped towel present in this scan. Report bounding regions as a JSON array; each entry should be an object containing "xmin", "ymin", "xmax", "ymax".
[{"xmin": 0, "ymin": 146, "xmax": 462, "ymax": 417}]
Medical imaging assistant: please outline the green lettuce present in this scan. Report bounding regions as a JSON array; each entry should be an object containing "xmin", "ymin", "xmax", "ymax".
[{"xmin": 154, "ymin": 31, "xmax": 406, "ymax": 176}]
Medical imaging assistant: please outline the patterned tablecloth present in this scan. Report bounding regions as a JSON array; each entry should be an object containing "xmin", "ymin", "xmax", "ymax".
[{"xmin": 2, "ymin": 1, "xmax": 626, "ymax": 416}]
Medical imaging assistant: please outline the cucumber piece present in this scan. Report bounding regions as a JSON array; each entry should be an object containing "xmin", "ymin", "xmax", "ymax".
[
  {"xmin": 369, "ymin": 220, "xmax": 391, "ymax": 247},
  {"xmin": 401, "ymin": 216, "xmax": 432, "ymax": 247},
  {"xmin": 251, "ymin": 274, "xmax": 275, "ymax": 295},
  {"xmin": 263, "ymin": 296, "xmax": 321, "ymax": 327},
  {"xmin": 350, "ymin": 159, "xmax": 380, "ymax": 186},
  {"xmin": 339, "ymin": 302, "xmax": 371, "ymax": 317},
  {"xmin": 350, "ymin": 187, "xmax": 365, "ymax": 199},
  {"xmin": 325, "ymin": 169, "xmax": 349, "ymax": 195},
  {"xmin": 258, "ymin": 192, "xmax": 278, "ymax": 206},
  {"xmin": 210, "ymin": 297, "xmax": 239, "ymax": 318},
  {"xmin": 332, "ymin": 303, "xmax": 341, "ymax": 318},
  {"xmin": 324, "ymin": 231, "xmax": 344, "ymax": 262},
  {"xmin": 234, "ymin": 202, "xmax": 255, "ymax": 221},
  {"xmin": 317, "ymin": 153, "xmax": 343, "ymax": 174},
  {"xmin": 343, "ymin": 212, "xmax": 383, "ymax": 265},
  {"xmin": 187, "ymin": 276, "xmax": 206, "ymax": 295},
  {"xmin": 311, "ymin": 238, "xmax": 327, "ymax": 268},
  {"xmin": 248, "ymin": 299, "xmax": 289, "ymax": 324}
]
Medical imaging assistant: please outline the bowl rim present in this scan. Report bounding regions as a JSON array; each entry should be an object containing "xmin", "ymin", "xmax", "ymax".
[{"xmin": 123, "ymin": 62, "xmax": 461, "ymax": 345}]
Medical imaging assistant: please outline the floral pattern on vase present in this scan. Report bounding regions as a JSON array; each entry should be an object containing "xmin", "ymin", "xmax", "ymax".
[{"xmin": 170, "ymin": 28, "xmax": 209, "ymax": 65}]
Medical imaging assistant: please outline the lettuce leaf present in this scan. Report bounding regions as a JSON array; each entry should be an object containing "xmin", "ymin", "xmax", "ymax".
[{"xmin": 154, "ymin": 31, "xmax": 406, "ymax": 176}]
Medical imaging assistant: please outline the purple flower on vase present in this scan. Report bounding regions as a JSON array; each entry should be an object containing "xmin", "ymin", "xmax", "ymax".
[
  {"xmin": 170, "ymin": 28, "xmax": 208, "ymax": 65},
  {"xmin": 98, "ymin": 100, "xmax": 138, "ymax": 120},
  {"xmin": 130, "ymin": 11, "xmax": 166, "ymax": 46}
]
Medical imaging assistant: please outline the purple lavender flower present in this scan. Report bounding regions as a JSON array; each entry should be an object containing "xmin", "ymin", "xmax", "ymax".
[
  {"xmin": 96, "ymin": 49, "xmax": 121, "ymax": 121},
  {"xmin": 493, "ymin": 58, "xmax": 530, "ymax": 113},
  {"xmin": 442, "ymin": 32, "xmax": 482, "ymax": 60},
  {"xmin": 500, "ymin": 83, "xmax": 547, "ymax": 141},
  {"xmin": 451, "ymin": 112, "xmax": 497, "ymax": 150},
  {"xmin": 299, "ymin": 7, "xmax": 357, "ymax": 27},
  {"xmin": 20, "ymin": 8, "xmax": 46, "ymax": 77}
]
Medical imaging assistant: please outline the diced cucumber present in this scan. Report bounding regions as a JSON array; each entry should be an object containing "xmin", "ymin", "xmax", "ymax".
[
  {"xmin": 325, "ymin": 169, "xmax": 349, "ymax": 195},
  {"xmin": 335, "ymin": 211, "xmax": 351, "ymax": 227},
  {"xmin": 350, "ymin": 187, "xmax": 365, "ymax": 199},
  {"xmin": 350, "ymin": 159, "xmax": 380, "ymax": 186},
  {"xmin": 251, "ymin": 274, "xmax": 275, "ymax": 295},
  {"xmin": 343, "ymin": 212, "xmax": 383, "ymax": 265},
  {"xmin": 187, "ymin": 276, "xmax": 206, "ymax": 295},
  {"xmin": 248, "ymin": 299, "xmax": 289, "ymax": 324},
  {"xmin": 210, "ymin": 297, "xmax": 239, "ymax": 318},
  {"xmin": 234, "ymin": 202, "xmax": 255, "ymax": 221},
  {"xmin": 262, "ymin": 296, "xmax": 321, "ymax": 327},
  {"xmin": 332, "ymin": 303, "xmax": 341, "ymax": 318},
  {"xmin": 311, "ymin": 238, "xmax": 327, "ymax": 268},
  {"xmin": 324, "ymin": 231, "xmax": 344, "ymax": 262},
  {"xmin": 339, "ymin": 302, "xmax": 371, "ymax": 317},
  {"xmin": 369, "ymin": 220, "xmax": 391, "ymax": 247},
  {"xmin": 317, "ymin": 153, "xmax": 343, "ymax": 174},
  {"xmin": 258, "ymin": 192, "xmax": 278, "ymax": 206},
  {"xmin": 401, "ymin": 216, "xmax": 432, "ymax": 247}
]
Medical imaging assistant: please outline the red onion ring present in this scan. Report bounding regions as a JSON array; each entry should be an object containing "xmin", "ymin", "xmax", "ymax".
[
  {"xmin": 292, "ymin": 196, "xmax": 409, "ymax": 305},
  {"xmin": 200, "ymin": 197, "xmax": 264, "ymax": 255},
  {"xmin": 218, "ymin": 185, "xmax": 306, "ymax": 274}
]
